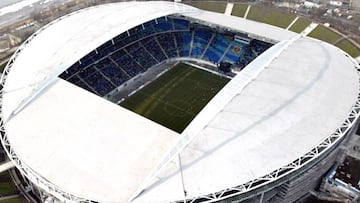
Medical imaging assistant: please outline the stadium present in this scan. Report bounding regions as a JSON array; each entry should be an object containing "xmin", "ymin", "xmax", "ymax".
[{"xmin": 0, "ymin": 1, "xmax": 360, "ymax": 203}]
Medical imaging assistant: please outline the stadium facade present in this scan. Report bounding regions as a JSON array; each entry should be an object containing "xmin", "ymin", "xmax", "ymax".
[{"xmin": 1, "ymin": 1, "xmax": 360, "ymax": 203}]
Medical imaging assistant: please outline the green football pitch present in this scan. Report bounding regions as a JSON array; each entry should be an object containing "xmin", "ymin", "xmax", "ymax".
[{"xmin": 120, "ymin": 63, "xmax": 230, "ymax": 133}]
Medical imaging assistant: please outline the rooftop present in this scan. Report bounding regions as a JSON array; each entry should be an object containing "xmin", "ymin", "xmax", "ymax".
[{"xmin": 1, "ymin": 1, "xmax": 359, "ymax": 203}]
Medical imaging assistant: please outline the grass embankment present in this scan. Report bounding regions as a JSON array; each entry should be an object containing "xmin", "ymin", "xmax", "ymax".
[
  {"xmin": 335, "ymin": 39, "xmax": 360, "ymax": 57},
  {"xmin": 231, "ymin": 4, "xmax": 248, "ymax": 17},
  {"xmin": 308, "ymin": 25, "xmax": 342, "ymax": 44},
  {"xmin": 309, "ymin": 25, "xmax": 360, "ymax": 57},
  {"xmin": 0, "ymin": 172, "xmax": 18, "ymax": 196},
  {"xmin": 247, "ymin": 6, "xmax": 296, "ymax": 28},
  {"xmin": 190, "ymin": 2, "xmax": 227, "ymax": 13},
  {"xmin": 0, "ymin": 61, "xmax": 8, "ymax": 73},
  {"xmin": 288, "ymin": 17, "xmax": 311, "ymax": 33},
  {"xmin": 0, "ymin": 197, "xmax": 28, "ymax": 203}
]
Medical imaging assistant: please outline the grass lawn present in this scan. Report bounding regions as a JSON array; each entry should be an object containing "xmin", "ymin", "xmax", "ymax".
[
  {"xmin": 190, "ymin": 2, "xmax": 227, "ymax": 13},
  {"xmin": 335, "ymin": 39, "xmax": 360, "ymax": 57},
  {"xmin": 120, "ymin": 63, "xmax": 229, "ymax": 133},
  {"xmin": 308, "ymin": 25, "xmax": 360, "ymax": 57},
  {"xmin": 289, "ymin": 17, "xmax": 311, "ymax": 33},
  {"xmin": 308, "ymin": 25, "xmax": 342, "ymax": 44},
  {"xmin": 0, "ymin": 197, "xmax": 27, "ymax": 203},
  {"xmin": 0, "ymin": 172, "xmax": 18, "ymax": 196},
  {"xmin": 247, "ymin": 6, "xmax": 296, "ymax": 28},
  {"xmin": 231, "ymin": 3, "xmax": 248, "ymax": 17},
  {"xmin": 0, "ymin": 61, "xmax": 8, "ymax": 73}
]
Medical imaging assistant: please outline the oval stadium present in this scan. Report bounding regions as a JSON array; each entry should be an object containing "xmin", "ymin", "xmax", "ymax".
[{"xmin": 0, "ymin": 1, "xmax": 360, "ymax": 203}]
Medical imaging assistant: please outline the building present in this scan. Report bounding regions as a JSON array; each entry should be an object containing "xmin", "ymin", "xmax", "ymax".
[
  {"xmin": 320, "ymin": 158, "xmax": 360, "ymax": 202},
  {"xmin": 0, "ymin": 34, "xmax": 21, "ymax": 53}
]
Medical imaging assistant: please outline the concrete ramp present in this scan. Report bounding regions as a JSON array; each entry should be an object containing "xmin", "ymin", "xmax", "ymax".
[
  {"xmin": 0, "ymin": 161, "xmax": 15, "ymax": 173},
  {"xmin": 224, "ymin": 3, "xmax": 234, "ymax": 16}
]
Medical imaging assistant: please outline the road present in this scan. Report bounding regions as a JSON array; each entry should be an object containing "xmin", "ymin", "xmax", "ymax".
[{"xmin": 0, "ymin": 0, "xmax": 70, "ymax": 28}]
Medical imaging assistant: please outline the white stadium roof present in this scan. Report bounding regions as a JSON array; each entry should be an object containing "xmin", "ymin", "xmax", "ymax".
[{"xmin": 1, "ymin": 1, "xmax": 360, "ymax": 203}]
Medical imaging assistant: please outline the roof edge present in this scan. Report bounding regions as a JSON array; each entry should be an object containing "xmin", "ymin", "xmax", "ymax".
[{"xmin": 131, "ymin": 35, "xmax": 303, "ymax": 202}]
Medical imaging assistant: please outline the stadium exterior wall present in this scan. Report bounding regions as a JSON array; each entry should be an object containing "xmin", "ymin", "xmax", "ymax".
[
  {"xmin": 218, "ymin": 123, "xmax": 356, "ymax": 203},
  {"xmin": 2, "ymin": 41, "xmax": 360, "ymax": 203},
  {"xmin": 5, "ymin": 112, "xmax": 358, "ymax": 203}
]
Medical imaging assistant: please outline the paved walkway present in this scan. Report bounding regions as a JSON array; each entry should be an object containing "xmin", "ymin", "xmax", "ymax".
[
  {"xmin": 224, "ymin": 3, "xmax": 234, "ymax": 16},
  {"xmin": 333, "ymin": 36, "xmax": 348, "ymax": 45},
  {"xmin": 286, "ymin": 16, "xmax": 298, "ymax": 30},
  {"xmin": 301, "ymin": 22, "xmax": 318, "ymax": 36},
  {"xmin": 0, "ymin": 161, "xmax": 14, "ymax": 173},
  {"xmin": 0, "ymin": 194, "xmax": 19, "ymax": 201},
  {"xmin": 244, "ymin": 5, "xmax": 251, "ymax": 19}
]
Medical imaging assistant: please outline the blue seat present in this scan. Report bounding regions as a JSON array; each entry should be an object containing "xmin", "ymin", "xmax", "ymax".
[
  {"xmin": 141, "ymin": 36, "xmax": 167, "ymax": 62},
  {"xmin": 60, "ymin": 17, "xmax": 273, "ymax": 99},
  {"xmin": 191, "ymin": 30, "xmax": 213, "ymax": 58},
  {"xmin": 84, "ymin": 72, "xmax": 115, "ymax": 96},
  {"xmin": 173, "ymin": 18, "xmax": 189, "ymax": 30},
  {"xmin": 153, "ymin": 17, "xmax": 173, "ymax": 32},
  {"xmin": 157, "ymin": 33, "xmax": 178, "ymax": 58},
  {"xmin": 175, "ymin": 32, "xmax": 191, "ymax": 57}
]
